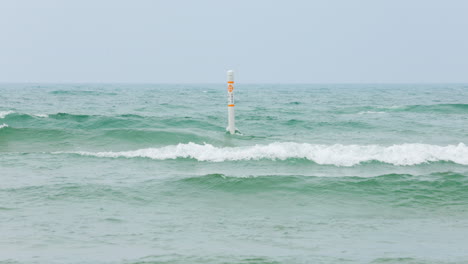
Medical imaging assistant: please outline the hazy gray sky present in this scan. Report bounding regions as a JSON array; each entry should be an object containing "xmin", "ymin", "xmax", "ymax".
[{"xmin": 1, "ymin": 0, "xmax": 467, "ymax": 83}]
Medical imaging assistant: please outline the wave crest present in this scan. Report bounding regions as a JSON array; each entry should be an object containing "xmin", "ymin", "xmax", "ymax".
[
  {"xmin": 0, "ymin": 111, "xmax": 14, "ymax": 119},
  {"xmin": 65, "ymin": 142, "xmax": 468, "ymax": 166}
]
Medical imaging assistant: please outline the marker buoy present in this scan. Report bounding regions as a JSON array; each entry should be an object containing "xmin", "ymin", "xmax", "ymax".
[{"xmin": 227, "ymin": 70, "xmax": 236, "ymax": 134}]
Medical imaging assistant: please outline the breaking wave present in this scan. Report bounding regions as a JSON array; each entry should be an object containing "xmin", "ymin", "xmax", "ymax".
[
  {"xmin": 0, "ymin": 110, "xmax": 14, "ymax": 119},
  {"xmin": 63, "ymin": 142, "xmax": 468, "ymax": 166}
]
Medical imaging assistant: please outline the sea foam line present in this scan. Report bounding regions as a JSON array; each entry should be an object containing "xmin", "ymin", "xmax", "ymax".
[
  {"xmin": 62, "ymin": 142, "xmax": 468, "ymax": 166},
  {"xmin": 0, "ymin": 123, "xmax": 9, "ymax": 129}
]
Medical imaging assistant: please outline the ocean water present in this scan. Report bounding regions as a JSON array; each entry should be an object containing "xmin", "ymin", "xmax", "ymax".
[{"xmin": 1, "ymin": 83, "xmax": 468, "ymax": 264}]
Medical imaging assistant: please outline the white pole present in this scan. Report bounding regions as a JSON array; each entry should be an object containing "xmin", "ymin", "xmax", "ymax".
[{"xmin": 227, "ymin": 70, "xmax": 235, "ymax": 134}]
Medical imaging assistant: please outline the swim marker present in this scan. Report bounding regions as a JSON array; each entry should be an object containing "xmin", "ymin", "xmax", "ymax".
[{"xmin": 226, "ymin": 70, "xmax": 236, "ymax": 134}]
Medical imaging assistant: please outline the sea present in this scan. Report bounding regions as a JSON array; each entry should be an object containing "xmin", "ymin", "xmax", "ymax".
[{"xmin": 1, "ymin": 83, "xmax": 467, "ymax": 264}]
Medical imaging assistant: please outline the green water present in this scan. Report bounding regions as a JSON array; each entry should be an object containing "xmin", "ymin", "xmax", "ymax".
[{"xmin": 1, "ymin": 83, "xmax": 468, "ymax": 263}]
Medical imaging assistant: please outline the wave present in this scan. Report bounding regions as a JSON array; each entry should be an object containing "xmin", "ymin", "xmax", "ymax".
[
  {"xmin": 4, "ymin": 173, "xmax": 467, "ymax": 209},
  {"xmin": 0, "ymin": 110, "xmax": 14, "ymax": 119},
  {"xmin": 63, "ymin": 142, "xmax": 468, "ymax": 166},
  {"xmin": 1, "ymin": 112, "xmax": 128, "ymax": 121},
  {"xmin": 1, "ymin": 111, "xmax": 49, "ymax": 120},
  {"xmin": 1, "ymin": 112, "xmax": 223, "ymax": 130},
  {"xmin": 50, "ymin": 90, "xmax": 117, "ymax": 96},
  {"xmin": 0, "ymin": 127, "xmax": 217, "ymax": 148},
  {"xmin": 33, "ymin": 114, "xmax": 49, "ymax": 118},
  {"xmin": 358, "ymin": 111, "xmax": 386, "ymax": 115},
  {"xmin": 402, "ymin": 103, "xmax": 468, "ymax": 113},
  {"xmin": 1, "ymin": 112, "xmax": 133, "ymax": 129},
  {"xmin": 178, "ymin": 171, "xmax": 468, "ymax": 191},
  {"xmin": 339, "ymin": 104, "xmax": 468, "ymax": 114}
]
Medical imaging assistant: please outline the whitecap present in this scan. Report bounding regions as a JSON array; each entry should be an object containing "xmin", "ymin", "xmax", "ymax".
[
  {"xmin": 61, "ymin": 142, "xmax": 468, "ymax": 166},
  {"xmin": 0, "ymin": 111, "xmax": 14, "ymax": 119},
  {"xmin": 33, "ymin": 114, "xmax": 49, "ymax": 118}
]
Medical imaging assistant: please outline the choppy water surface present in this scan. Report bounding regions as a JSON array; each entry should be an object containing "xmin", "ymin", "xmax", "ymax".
[{"xmin": 1, "ymin": 83, "xmax": 468, "ymax": 264}]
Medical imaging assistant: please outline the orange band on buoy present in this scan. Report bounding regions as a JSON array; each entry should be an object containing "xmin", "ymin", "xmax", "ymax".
[
  {"xmin": 227, "ymin": 81, "xmax": 234, "ymax": 84},
  {"xmin": 228, "ymin": 104, "xmax": 235, "ymax": 107}
]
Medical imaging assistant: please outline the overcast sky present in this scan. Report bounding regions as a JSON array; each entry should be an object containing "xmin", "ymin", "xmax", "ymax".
[{"xmin": 1, "ymin": 0, "xmax": 467, "ymax": 83}]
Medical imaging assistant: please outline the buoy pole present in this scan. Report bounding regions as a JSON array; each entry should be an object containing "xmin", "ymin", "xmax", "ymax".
[{"xmin": 227, "ymin": 70, "xmax": 235, "ymax": 134}]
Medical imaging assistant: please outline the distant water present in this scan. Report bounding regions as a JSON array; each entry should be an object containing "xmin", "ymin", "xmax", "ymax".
[{"xmin": 1, "ymin": 83, "xmax": 468, "ymax": 264}]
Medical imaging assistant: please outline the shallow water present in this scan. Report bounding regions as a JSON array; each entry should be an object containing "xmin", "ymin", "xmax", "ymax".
[{"xmin": 1, "ymin": 83, "xmax": 468, "ymax": 263}]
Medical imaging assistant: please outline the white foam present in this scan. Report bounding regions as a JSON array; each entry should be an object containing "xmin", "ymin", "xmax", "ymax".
[
  {"xmin": 65, "ymin": 142, "xmax": 468, "ymax": 166},
  {"xmin": 0, "ymin": 111, "xmax": 14, "ymax": 119},
  {"xmin": 378, "ymin": 105, "xmax": 403, "ymax": 109},
  {"xmin": 358, "ymin": 111, "xmax": 386, "ymax": 115},
  {"xmin": 0, "ymin": 123, "xmax": 9, "ymax": 129},
  {"xmin": 33, "ymin": 114, "xmax": 49, "ymax": 118}
]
